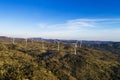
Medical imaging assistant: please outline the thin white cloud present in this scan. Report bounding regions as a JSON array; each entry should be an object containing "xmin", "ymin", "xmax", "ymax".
[
  {"xmin": 38, "ymin": 23, "xmax": 47, "ymax": 29},
  {"xmin": 69, "ymin": 18, "xmax": 120, "ymax": 22},
  {"xmin": 67, "ymin": 19, "xmax": 95, "ymax": 29},
  {"xmin": 38, "ymin": 18, "xmax": 120, "ymax": 30}
]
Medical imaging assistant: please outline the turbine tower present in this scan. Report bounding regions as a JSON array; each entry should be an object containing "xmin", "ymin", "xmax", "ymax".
[
  {"xmin": 80, "ymin": 40, "xmax": 82, "ymax": 48},
  {"xmin": 54, "ymin": 40, "xmax": 60, "ymax": 51},
  {"xmin": 41, "ymin": 39, "xmax": 44, "ymax": 50},
  {"xmin": 74, "ymin": 41, "xmax": 78, "ymax": 55},
  {"xmin": 12, "ymin": 37, "xmax": 15, "ymax": 44},
  {"xmin": 31, "ymin": 38, "xmax": 33, "ymax": 44},
  {"xmin": 57, "ymin": 41, "xmax": 60, "ymax": 51},
  {"xmin": 25, "ymin": 38, "xmax": 28, "ymax": 47}
]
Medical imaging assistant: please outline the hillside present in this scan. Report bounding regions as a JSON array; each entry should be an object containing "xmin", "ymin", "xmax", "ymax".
[{"xmin": 0, "ymin": 40, "xmax": 120, "ymax": 80}]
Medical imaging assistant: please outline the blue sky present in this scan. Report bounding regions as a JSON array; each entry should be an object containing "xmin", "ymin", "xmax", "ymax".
[{"xmin": 0, "ymin": 0, "xmax": 120, "ymax": 41}]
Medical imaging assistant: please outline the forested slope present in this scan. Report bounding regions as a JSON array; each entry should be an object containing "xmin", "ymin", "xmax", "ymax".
[{"xmin": 0, "ymin": 42, "xmax": 120, "ymax": 80}]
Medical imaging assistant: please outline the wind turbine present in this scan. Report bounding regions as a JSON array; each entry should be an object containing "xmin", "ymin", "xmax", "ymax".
[
  {"xmin": 12, "ymin": 37, "xmax": 15, "ymax": 44},
  {"xmin": 80, "ymin": 40, "xmax": 82, "ymax": 48},
  {"xmin": 57, "ymin": 41, "xmax": 60, "ymax": 51},
  {"xmin": 54, "ymin": 40, "xmax": 60, "ymax": 51},
  {"xmin": 25, "ymin": 38, "xmax": 28, "ymax": 47},
  {"xmin": 12, "ymin": 33, "xmax": 15, "ymax": 44},
  {"xmin": 41, "ymin": 39, "xmax": 44, "ymax": 50},
  {"xmin": 31, "ymin": 38, "xmax": 34, "ymax": 44},
  {"xmin": 74, "ymin": 41, "xmax": 78, "ymax": 55}
]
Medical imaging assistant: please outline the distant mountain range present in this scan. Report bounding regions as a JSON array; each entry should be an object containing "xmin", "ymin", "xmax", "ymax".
[{"xmin": 0, "ymin": 36, "xmax": 114, "ymax": 42}]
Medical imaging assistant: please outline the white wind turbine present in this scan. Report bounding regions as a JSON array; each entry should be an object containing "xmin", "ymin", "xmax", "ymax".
[
  {"xmin": 25, "ymin": 38, "xmax": 28, "ymax": 47},
  {"xmin": 41, "ymin": 39, "xmax": 44, "ymax": 50},
  {"xmin": 74, "ymin": 41, "xmax": 78, "ymax": 55},
  {"xmin": 57, "ymin": 41, "xmax": 60, "ymax": 51},
  {"xmin": 11, "ymin": 34, "xmax": 15, "ymax": 44},
  {"xmin": 12, "ymin": 37, "xmax": 15, "ymax": 44},
  {"xmin": 24, "ymin": 36, "xmax": 28, "ymax": 47},
  {"xmin": 80, "ymin": 40, "xmax": 82, "ymax": 48},
  {"xmin": 54, "ymin": 40, "xmax": 60, "ymax": 51},
  {"xmin": 31, "ymin": 38, "xmax": 34, "ymax": 44}
]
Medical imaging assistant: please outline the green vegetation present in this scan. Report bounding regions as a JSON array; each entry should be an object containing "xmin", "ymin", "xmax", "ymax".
[{"xmin": 0, "ymin": 40, "xmax": 120, "ymax": 80}]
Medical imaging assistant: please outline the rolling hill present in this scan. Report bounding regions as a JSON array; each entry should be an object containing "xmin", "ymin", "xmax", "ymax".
[{"xmin": 0, "ymin": 37, "xmax": 120, "ymax": 80}]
